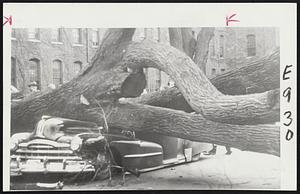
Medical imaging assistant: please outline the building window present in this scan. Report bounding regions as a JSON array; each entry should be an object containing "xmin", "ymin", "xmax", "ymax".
[
  {"xmin": 52, "ymin": 28, "xmax": 62, "ymax": 42},
  {"xmin": 136, "ymin": 28, "xmax": 146, "ymax": 41},
  {"xmin": 28, "ymin": 58, "xmax": 41, "ymax": 89},
  {"xmin": 53, "ymin": 60, "xmax": 63, "ymax": 86},
  {"xmin": 221, "ymin": 68, "xmax": 225, "ymax": 72},
  {"xmin": 212, "ymin": 68, "xmax": 216, "ymax": 75},
  {"xmin": 11, "ymin": 28, "xmax": 16, "ymax": 39},
  {"xmin": 72, "ymin": 28, "xmax": 83, "ymax": 44},
  {"xmin": 153, "ymin": 28, "xmax": 160, "ymax": 42},
  {"xmin": 28, "ymin": 28, "xmax": 40, "ymax": 40},
  {"xmin": 247, "ymin": 34, "xmax": 256, "ymax": 56},
  {"xmin": 74, "ymin": 61, "xmax": 82, "ymax": 75},
  {"xmin": 91, "ymin": 28, "xmax": 99, "ymax": 47},
  {"xmin": 11, "ymin": 57, "xmax": 17, "ymax": 87},
  {"xmin": 219, "ymin": 35, "xmax": 224, "ymax": 58}
]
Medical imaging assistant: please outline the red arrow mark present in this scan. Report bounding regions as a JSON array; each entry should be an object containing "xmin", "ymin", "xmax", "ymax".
[
  {"xmin": 226, "ymin": 13, "xmax": 239, "ymax": 26},
  {"xmin": 3, "ymin": 15, "xmax": 12, "ymax": 26}
]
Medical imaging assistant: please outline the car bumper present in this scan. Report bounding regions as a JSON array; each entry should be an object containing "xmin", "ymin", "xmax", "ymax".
[{"xmin": 10, "ymin": 159, "xmax": 95, "ymax": 177}]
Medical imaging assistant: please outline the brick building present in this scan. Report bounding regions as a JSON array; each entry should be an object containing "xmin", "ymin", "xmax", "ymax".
[
  {"xmin": 11, "ymin": 27, "xmax": 173, "ymax": 94},
  {"xmin": 11, "ymin": 27, "xmax": 279, "ymax": 94},
  {"xmin": 11, "ymin": 28, "xmax": 107, "ymax": 94},
  {"xmin": 203, "ymin": 27, "xmax": 279, "ymax": 78}
]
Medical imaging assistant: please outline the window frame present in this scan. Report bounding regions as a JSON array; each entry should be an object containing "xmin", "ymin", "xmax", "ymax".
[
  {"xmin": 72, "ymin": 28, "xmax": 83, "ymax": 45},
  {"xmin": 52, "ymin": 59, "xmax": 63, "ymax": 86},
  {"xmin": 74, "ymin": 61, "xmax": 83, "ymax": 76},
  {"xmin": 247, "ymin": 34, "xmax": 256, "ymax": 57},
  {"xmin": 51, "ymin": 28, "xmax": 63, "ymax": 44},
  {"xmin": 28, "ymin": 28, "xmax": 41, "ymax": 42},
  {"xmin": 91, "ymin": 28, "xmax": 100, "ymax": 47},
  {"xmin": 11, "ymin": 28, "xmax": 17, "ymax": 40},
  {"xmin": 28, "ymin": 58, "xmax": 41, "ymax": 89}
]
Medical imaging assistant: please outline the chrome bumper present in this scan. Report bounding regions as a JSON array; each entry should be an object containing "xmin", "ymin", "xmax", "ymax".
[{"xmin": 10, "ymin": 159, "xmax": 95, "ymax": 177}]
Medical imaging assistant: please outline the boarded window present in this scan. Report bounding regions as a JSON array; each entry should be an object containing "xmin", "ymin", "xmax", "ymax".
[
  {"xmin": 52, "ymin": 28, "xmax": 62, "ymax": 42},
  {"xmin": 53, "ymin": 60, "xmax": 63, "ymax": 86},
  {"xmin": 72, "ymin": 28, "xmax": 83, "ymax": 44},
  {"xmin": 219, "ymin": 35, "xmax": 225, "ymax": 58},
  {"xmin": 11, "ymin": 57, "xmax": 17, "ymax": 87},
  {"xmin": 28, "ymin": 28, "xmax": 40, "ymax": 40},
  {"xmin": 74, "ymin": 61, "xmax": 82, "ymax": 75},
  {"xmin": 28, "ymin": 58, "xmax": 41, "ymax": 89},
  {"xmin": 247, "ymin": 34, "xmax": 256, "ymax": 56}
]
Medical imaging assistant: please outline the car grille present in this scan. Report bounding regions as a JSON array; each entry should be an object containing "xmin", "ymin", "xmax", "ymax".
[{"xmin": 11, "ymin": 140, "xmax": 82, "ymax": 162}]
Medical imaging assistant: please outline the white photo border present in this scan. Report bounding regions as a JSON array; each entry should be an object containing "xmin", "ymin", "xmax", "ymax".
[{"xmin": 3, "ymin": 3, "xmax": 297, "ymax": 191}]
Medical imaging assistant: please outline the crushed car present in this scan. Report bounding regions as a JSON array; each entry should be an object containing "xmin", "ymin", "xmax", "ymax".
[
  {"xmin": 10, "ymin": 115, "xmax": 164, "ymax": 179},
  {"xmin": 10, "ymin": 115, "xmax": 212, "ymax": 181}
]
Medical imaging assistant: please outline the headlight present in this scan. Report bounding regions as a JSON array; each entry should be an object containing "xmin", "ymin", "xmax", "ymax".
[
  {"xmin": 10, "ymin": 141, "xmax": 18, "ymax": 152},
  {"xmin": 70, "ymin": 136, "xmax": 82, "ymax": 151}
]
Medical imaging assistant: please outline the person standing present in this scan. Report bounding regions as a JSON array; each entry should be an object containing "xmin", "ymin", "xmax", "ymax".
[
  {"xmin": 28, "ymin": 81, "xmax": 40, "ymax": 93},
  {"xmin": 208, "ymin": 144, "xmax": 232, "ymax": 155}
]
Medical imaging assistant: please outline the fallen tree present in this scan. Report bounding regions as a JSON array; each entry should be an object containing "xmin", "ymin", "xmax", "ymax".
[
  {"xmin": 131, "ymin": 48, "xmax": 280, "ymax": 125},
  {"xmin": 11, "ymin": 28, "xmax": 280, "ymax": 156},
  {"xmin": 121, "ymin": 41, "xmax": 279, "ymax": 125},
  {"xmin": 194, "ymin": 27, "xmax": 215, "ymax": 72}
]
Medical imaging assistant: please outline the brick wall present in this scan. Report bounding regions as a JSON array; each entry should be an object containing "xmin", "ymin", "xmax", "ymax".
[
  {"xmin": 11, "ymin": 27, "xmax": 279, "ymax": 94},
  {"xmin": 205, "ymin": 27, "xmax": 279, "ymax": 78},
  {"xmin": 11, "ymin": 28, "xmax": 106, "ymax": 94}
]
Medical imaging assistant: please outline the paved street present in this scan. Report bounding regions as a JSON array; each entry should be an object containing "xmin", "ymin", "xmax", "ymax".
[{"xmin": 63, "ymin": 147, "xmax": 280, "ymax": 190}]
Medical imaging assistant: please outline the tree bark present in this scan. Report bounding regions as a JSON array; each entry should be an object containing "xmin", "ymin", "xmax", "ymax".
[
  {"xmin": 168, "ymin": 28, "xmax": 184, "ymax": 52},
  {"xmin": 122, "ymin": 41, "xmax": 279, "ymax": 125},
  {"xmin": 181, "ymin": 28, "xmax": 197, "ymax": 59},
  {"xmin": 131, "ymin": 48, "xmax": 280, "ymax": 124},
  {"xmin": 169, "ymin": 28, "xmax": 197, "ymax": 59},
  {"xmin": 193, "ymin": 27, "xmax": 215, "ymax": 73},
  {"xmin": 11, "ymin": 28, "xmax": 280, "ymax": 156},
  {"xmin": 211, "ymin": 48, "xmax": 280, "ymax": 95},
  {"xmin": 93, "ymin": 103, "xmax": 280, "ymax": 156}
]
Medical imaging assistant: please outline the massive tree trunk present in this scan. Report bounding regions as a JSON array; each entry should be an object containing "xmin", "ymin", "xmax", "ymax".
[
  {"xmin": 122, "ymin": 41, "xmax": 279, "ymax": 125},
  {"xmin": 168, "ymin": 28, "xmax": 184, "ymax": 52},
  {"xmin": 193, "ymin": 27, "xmax": 215, "ymax": 72},
  {"xmin": 132, "ymin": 48, "xmax": 280, "ymax": 124},
  {"xmin": 169, "ymin": 28, "xmax": 197, "ymax": 59},
  {"xmin": 181, "ymin": 28, "xmax": 197, "ymax": 59},
  {"xmin": 11, "ymin": 28, "xmax": 280, "ymax": 156}
]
